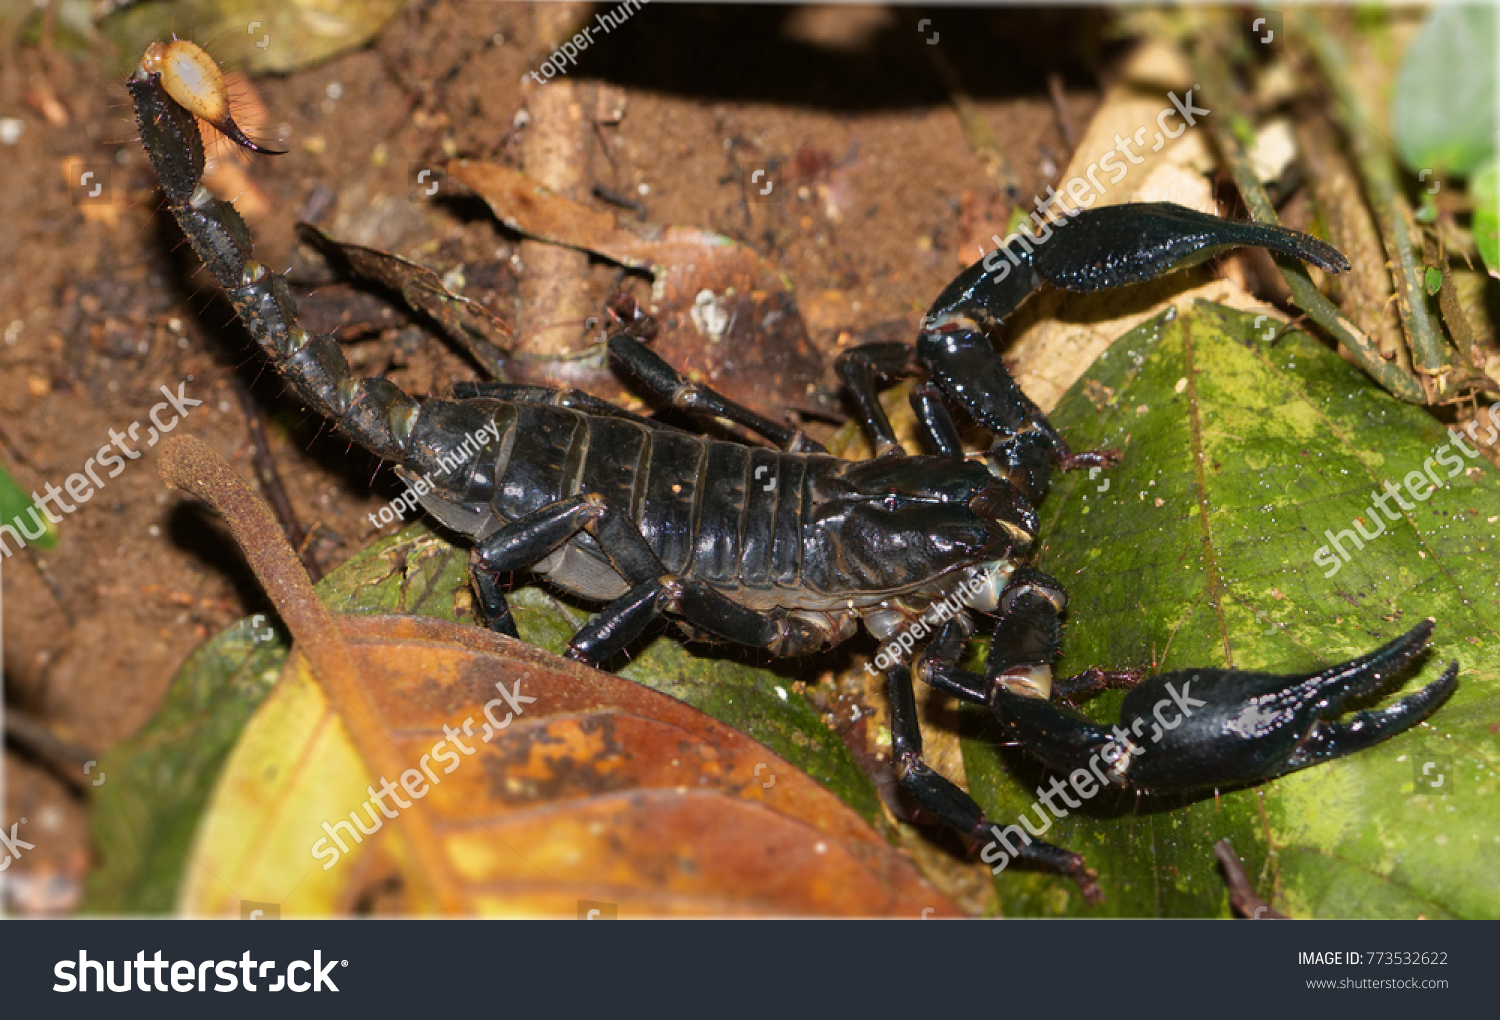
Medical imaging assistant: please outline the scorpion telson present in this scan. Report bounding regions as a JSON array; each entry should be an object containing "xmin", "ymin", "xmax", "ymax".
[
  {"xmin": 131, "ymin": 41, "xmax": 1458, "ymax": 904},
  {"xmin": 139, "ymin": 40, "xmax": 287, "ymax": 155}
]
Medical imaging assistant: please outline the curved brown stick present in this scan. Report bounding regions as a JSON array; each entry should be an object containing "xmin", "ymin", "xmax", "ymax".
[
  {"xmin": 157, "ymin": 435, "xmax": 463, "ymax": 913},
  {"xmin": 1214, "ymin": 840, "xmax": 1288, "ymax": 920}
]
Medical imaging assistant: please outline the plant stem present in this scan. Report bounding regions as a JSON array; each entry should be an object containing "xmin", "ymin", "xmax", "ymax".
[
  {"xmin": 1292, "ymin": 8, "xmax": 1453, "ymax": 387},
  {"xmin": 1191, "ymin": 32, "xmax": 1426, "ymax": 402}
]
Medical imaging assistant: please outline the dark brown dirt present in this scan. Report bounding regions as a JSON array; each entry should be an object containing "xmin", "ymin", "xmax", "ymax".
[{"xmin": 0, "ymin": 1, "xmax": 1114, "ymax": 912}]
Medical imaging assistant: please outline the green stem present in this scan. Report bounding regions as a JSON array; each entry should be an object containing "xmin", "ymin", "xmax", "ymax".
[
  {"xmin": 1191, "ymin": 35, "xmax": 1426, "ymax": 403},
  {"xmin": 1293, "ymin": 8, "xmax": 1452, "ymax": 383}
]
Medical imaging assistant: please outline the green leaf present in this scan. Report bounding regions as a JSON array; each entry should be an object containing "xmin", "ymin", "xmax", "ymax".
[
  {"xmin": 1391, "ymin": 4, "xmax": 1497, "ymax": 177},
  {"xmin": 1424, "ymin": 266, "xmax": 1444, "ymax": 295},
  {"xmin": 100, "ymin": 0, "xmax": 402, "ymax": 76},
  {"xmin": 1473, "ymin": 159, "xmax": 1499, "ymax": 278},
  {"xmin": 84, "ymin": 618, "xmax": 285, "ymax": 912},
  {"xmin": 0, "ymin": 460, "xmax": 55, "ymax": 550},
  {"xmin": 87, "ymin": 525, "xmax": 881, "ymax": 911},
  {"xmin": 963, "ymin": 302, "xmax": 1500, "ymax": 918}
]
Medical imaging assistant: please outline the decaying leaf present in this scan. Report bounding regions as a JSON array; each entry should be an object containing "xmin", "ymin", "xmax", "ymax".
[
  {"xmin": 181, "ymin": 613, "xmax": 955, "ymax": 917},
  {"xmin": 964, "ymin": 302, "xmax": 1500, "ymax": 918},
  {"xmin": 102, "ymin": 0, "xmax": 402, "ymax": 75},
  {"xmin": 86, "ymin": 440, "xmax": 928, "ymax": 915},
  {"xmin": 447, "ymin": 160, "xmax": 826, "ymax": 420},
  {"xmin": 297, "ymin": 223, "xmax": 512, "ymax": 377}
]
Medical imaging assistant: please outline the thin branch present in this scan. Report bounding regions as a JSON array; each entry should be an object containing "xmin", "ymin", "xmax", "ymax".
[
  {"xmin": 1192, "ymin": 31, "xmax": 1426, "ymax": 403},
  {"xmin": 1292, "ymin": 8, "xmax": 1454, "ymax": 387}
]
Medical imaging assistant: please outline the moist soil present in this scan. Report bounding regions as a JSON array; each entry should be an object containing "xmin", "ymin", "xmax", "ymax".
[{"xmin": 0, "ymin": 2, "xmax": 1114, "ymax": 912}]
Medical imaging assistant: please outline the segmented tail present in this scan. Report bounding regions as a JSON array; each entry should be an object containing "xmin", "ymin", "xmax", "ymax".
[{"xmin": 129, "ymin": 55, "xmax": 417, "ymax": 463}]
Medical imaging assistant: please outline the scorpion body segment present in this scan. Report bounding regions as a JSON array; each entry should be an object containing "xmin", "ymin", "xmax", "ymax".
[
  {"xmin": 131, "ymin": 52, "xmax": 1031, "ymax": 658},
  {"xmin": 132, "ymin": 43, "xmax": 1456, "ymax": 905}
]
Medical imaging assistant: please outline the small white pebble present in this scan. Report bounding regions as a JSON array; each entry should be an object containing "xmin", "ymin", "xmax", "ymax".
[
  {"xmin": 325, "ymin": 82, "xmax": 343, "ymax": 100},
  {"xmin": 1174, "ymin": 377, "xmax": 1188, "ymax": 394},
  {"xmin": 637, "ymin": 182, "xmax": 650, "ymax": 196},
  {"xmin": 148, "ymin": 525, "xmax": 161, "ymax": 537},
  {"xmin": 774, "ymin": 685, "xmax": 788, "ymax": 701},
  {"xmin": 0, "ymin": 118, "xmax": 23, "ymax": 145}
]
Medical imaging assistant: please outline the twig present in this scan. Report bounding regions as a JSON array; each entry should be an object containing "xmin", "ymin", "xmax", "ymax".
[
  {"xmin": 1295, "ymin": 110, "xmax": 1410, "ymax": 367},
  {"xmin": 1292, "ymin": 8, "xmax": 1453, "ymax": 387},
  {"xmin": 925, "ymin": 41, "xmax": 1020, "ymax": 200},
  {"xmin": 23, "ymin": 547, "xmax": 74, "ymax": 625},
  {"xmin": 232, "ymin": 377, "xmax": 323, "ymax": 583},
  {"xmin": 1214, "ymin": 839, "xmax": 1288, "ymax": 919},
  {"xmin": 516, "ymin": 2, "xmax": 598, "ymax": 365},
  {"xmin": 1047, "ymin": 71, "xmax": 1076, "ymax": 152},
  {"xmin": 592, "ymin": 182, "xmax": 647, "ymax": 220},
  {"xmin": 1191, "ymin": 31, "xmax": 1426, "ymax": 403},
  {"xmin": 3, "ymin": 711, "xmax": 96, "ymax": 794}
]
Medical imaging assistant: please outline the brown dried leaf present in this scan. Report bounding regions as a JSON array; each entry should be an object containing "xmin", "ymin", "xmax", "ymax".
[
  {"xmin": 181, "ymin": 614, "xmax": 957, "ymax": 917},
  {"xmin": 447, "ymin": 160, "xmax": 826, "ymax": 418},
  {"xmin": 297, "ymin": 223, "xmax": 512, "ymax": 376}
]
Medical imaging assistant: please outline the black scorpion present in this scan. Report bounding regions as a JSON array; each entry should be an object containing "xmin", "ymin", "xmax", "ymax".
[{"xmin": 130, "ymin": 41, "xmax": 1458, "ymax": 902}]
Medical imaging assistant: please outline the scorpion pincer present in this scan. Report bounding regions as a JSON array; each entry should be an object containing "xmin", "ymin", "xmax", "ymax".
[{"xmin": 130, "ymin": 41, "xmax": 1458, "ymax": 903}]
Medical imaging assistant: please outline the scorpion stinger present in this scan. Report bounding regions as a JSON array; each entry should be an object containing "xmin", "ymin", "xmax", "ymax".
[
  {"xmin": 132, "ymin": 39, "xmax": 1456, "ymax": 905},
  {"xmin": 140, "ymin": 40, "xmax": 288, "ymax": 155}
]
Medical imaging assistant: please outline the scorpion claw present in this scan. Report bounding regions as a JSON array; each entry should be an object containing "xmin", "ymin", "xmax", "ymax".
[
  {"xmin": 990, "ymin": 621, "xmax": 1458, "ymax": 795},
  {"xmin": 1032, "ymin": 202, "xmax": 1352, "ymax": 291}
]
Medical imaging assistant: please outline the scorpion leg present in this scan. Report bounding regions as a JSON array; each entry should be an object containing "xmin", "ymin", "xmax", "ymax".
[
  {"xmin": 886, "ymin": 661, "xmax": 1103, "ymax": 902},
  {"xmin": 920, "ymin": 569, "xmax": 1138, "ymax": 706},
  {"xmin": 470, "ymin": 569, "xmax": 519, "ymax": 639},
  {"xmin": 554, "ymin": 493, "xmax": 824, "ymax": 663},
  {"xmin": 834, "ymin": 344, "xmax": 971, "ymax": 460},
  {"xmin": 608, "ymin": 333, "xmax": 826, "ymax": 453},
  {"xmin": 834, "ymin": 342, "xmax": 914, "ymax": 457},
  {"xmin": 569, "ymin": 576, "xmax": 826, "ymax": 663},
  {"xmin": 469, "ymin": 495, "xmax": 603, "ymax": 638},
  {"xmin": 908, "ymin": 382, "xmax": 965, "ymax": 460}
]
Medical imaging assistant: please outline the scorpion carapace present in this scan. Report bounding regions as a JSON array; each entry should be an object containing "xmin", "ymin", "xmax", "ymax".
[{"xmin": 131, "ymin": 41, "xmax": 1457, "ymax": 905}]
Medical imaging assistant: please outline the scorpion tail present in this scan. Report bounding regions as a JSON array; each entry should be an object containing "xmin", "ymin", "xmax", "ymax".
[{"xmin": 129, "ymin": 52, "xmax": 417, "ymax": 465}]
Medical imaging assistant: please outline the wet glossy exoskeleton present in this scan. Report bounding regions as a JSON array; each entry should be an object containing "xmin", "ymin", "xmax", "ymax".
[{"xmin": 129, "ymin": 41, "xmax": 1458, "ymax": 902}]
